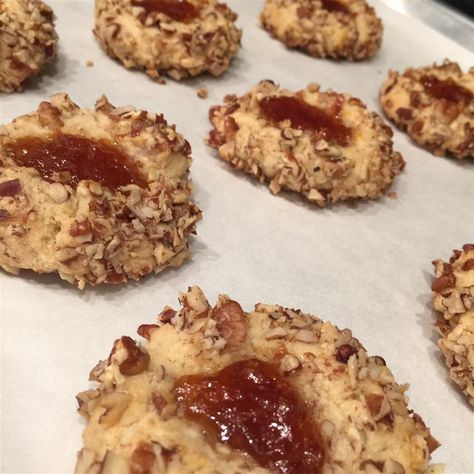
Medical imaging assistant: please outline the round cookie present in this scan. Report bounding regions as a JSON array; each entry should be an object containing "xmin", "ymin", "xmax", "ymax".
[
  {"xmin": 207, "ymin": 80, "xmax": 404, "ymax": 207},
  {"xmin": 0, "ymin": 94, "xmax": 201, "ymax": 288},
  {"xmin": 0, "ymin": 0, "xmax": 58, "ymax": 93},
  {"xmin": 94, "ymin": 0, "xmax": 242, "ymax": 81},
  {"xmin": 380, "ymin": 61, "xmax": 474, "ymax": 159},
  {"xmin": 76, "ymin": 287, "xmax": 441, "ymax": 473},
  {"xmin": 260, "ymin": 0, "xmax": 383, "ymax": 60},
  {"xmin": 432, "ymin": 244, "xmax": 474, "ymax": 405}
]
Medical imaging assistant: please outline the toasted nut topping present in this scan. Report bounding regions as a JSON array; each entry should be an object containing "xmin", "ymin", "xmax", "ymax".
[
  {"xmin": 431, "ymin": 274, "xmax": 455, "ymax": 293},
  {"xmin": 98, "ymin": 392, "xmax": 131, "ymax": 427},
  {"xmin": 280, "ymin": 353, "xmax": 302, "ymax": 374},
  {"xmin": 294, "ymin": 329, "xmax": 318, "ymax": 343},
  {"xmin": 130, "ymin": 442, "xmax": 156, "ymax": 474},
  {"xmin": 119, "ymin": 336, "xmax": 150, "ymax": 376},
  {"xmin": 151, "ymin": 391, "xmax": 167, "ymax": 414},
  {"xmin": 0, "ymin": 179, "xmax": 21, "ymax": 197},
  {"xmin": 160, "ymin": 308, "xmax": 177, "ymax": 323},
  {"xmin": 336, "ymin": 344, "xmax": 357, "ymax": 363},
  {"xmin": 462, "ymin": 259, "xmax": 474, "ymax": 271},
  {"xmin": 70, "ymin": 220, "xmax": 92, "ymax": 237},
  {"xmin": 137, "ymin": 324, "xmax": 158, "ymax": 340},
  {"xmin": 213, "ymin": 299, "xmax": 246, "ymax": 350},
  {"xmin": 265, "ymin": 327, "xmax": 289, "ymax": 340},
  {"xmin": 47, "ymin": 182, "xmax": 68, "ymax": 203}
]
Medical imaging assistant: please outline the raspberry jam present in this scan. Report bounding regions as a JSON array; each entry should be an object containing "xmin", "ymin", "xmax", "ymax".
[
  {"xmin": 321, "ymin": 0, "xmax": 349, "ymax": 14},
  {"xmin": 4, "ymin": 134, "xmax": 146, "ymax": 190},
  {"xmin": 421, "ymin": 76, "xmax": 473, "ymax": 103},
  {"xmin": 259, "ymin": 95, "xmax": 351, "ymax": 145},
  {"xmin": 174, "ymin": 358, "xmax": 324, "ymax": 474},
  {"xmin": 131, "ymin": 0, "xmax": 199, "ymax": 22}
]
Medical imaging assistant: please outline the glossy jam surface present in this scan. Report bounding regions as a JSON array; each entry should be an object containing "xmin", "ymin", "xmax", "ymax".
[
  {"xmin": 259, "ymin": 96, "xmax": 351, "ymax": 146},
  {"xmin": 321, "ymin": 0, "xmax": 349, "ymax": 13},
  {"xmin": 5, "ymin": 134, "xmax": 146, "ymax": 189},
  {"xmin": 421, "ymin": 75, "xmax": 473, "ymax": 103},
  {"xmin": 131, "ymin": 0, "xmax": 199, "ymax": 22},
  {"xmin": 174, "ymin": 358, "xmax": 324, "ymax": 474}
]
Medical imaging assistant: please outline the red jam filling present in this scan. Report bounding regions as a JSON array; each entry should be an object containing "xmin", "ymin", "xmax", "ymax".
[
  {"xmin": 131, "ymin": 0, "xmax": 199, "ymax": 23},
  {"xmin": 4, "ymin": 134, "xmax": 146, "ymax": 190},
  {"xmin": 421, "ymin": 75, "xmax": 473, "ymax": 103},
  {"xmin": 174, "ymin": 358, "xmax": 324, "ymax": 474},
  {"xmin": 259, "ymin": 95, "xmax": 351, "ymax": 145},
  {"xmin": 321, "ymin": 0, "xmax": 349, "ymax": 14}
]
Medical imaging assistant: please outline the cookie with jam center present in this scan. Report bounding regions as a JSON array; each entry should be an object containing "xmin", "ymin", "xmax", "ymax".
[
  {"xmin": 0, "ymin": 93, "xmax": 201, "ymax": 288},
  {"xmin": 260, "ymin": 0, "xmax": 383, "ymax": 60},
  {"xmin": 432, "ymin": 244, "xmax": 474, "ymax": 405},
  {"xmin": 207, "ymin": 80, "xmax": 404, "ymax": 207},
  {"xmin": 380, "ymin": 61, "xmax": 474, "ymax": 159},
  {"xmin": 0, "ymin": 0, "xmax": 58, "ymax": 93},
  {"xmin": 75, "ymin": 286, "xmax": 441, "ymax": 474},
  {"xmin": 94, "ymin": 0, "xmax": 242, "ymax": 81}
]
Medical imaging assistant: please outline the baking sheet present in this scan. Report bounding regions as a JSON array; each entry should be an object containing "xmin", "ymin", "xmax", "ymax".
[{"xmin": 1, "ymin": 1, "xmax": 473, "ymax": 472}]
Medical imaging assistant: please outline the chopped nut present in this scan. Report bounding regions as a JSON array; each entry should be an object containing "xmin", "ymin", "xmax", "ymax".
[
  {"xmin": 0, "ymin": 179, "xmax": 21, "ymax": 197},
  {"xmin": 130, "ymin": 442, "xmax": 156, "ymax": 474},
  {"xmin": 47, "ymin": 182, "xmax": 68, "ymax": 203},
  {"xmin": 98, "ymin": 392, "xmax": 131, "ymax": 427},
  {"xmin": 85, "ymin": 60, "xmax": 94, "ymax": 67},
  {"xmin": 336, "ymin": 344, "xmax": 357, "ymax": 363},
  {"xmin": 280, "ymin": 353, "xmax": 302, "ymax": 374},
  {"xmin": 137, "ymin": 324, "xmax": 158, "ymax": 340},
  {"xmin": 294, "ymin": 329, "xmax": 318, "ymax": 343},
  {"xmin": 197, "ymin": 86, "xmax": 208, "ymax": 99},
  {"xmin": 119, "ymin": 336, "xmax": 150, "ymax": 376},
  {"xmin": 265, "ymin": 327, "xmax": 288, "ymax": 340},
  {"xmin": 213, "ymin": 299, "xmax": 246, "ymax": 350},
  {"xmin": 151, "ymin": 391, "xmax": 167, "ymax": 414}
]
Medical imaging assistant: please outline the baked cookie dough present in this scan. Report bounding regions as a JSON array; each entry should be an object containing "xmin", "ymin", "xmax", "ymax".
[
  {"xmin": 0, "ymin": 0, "xmax": 58, "ymax": 93},
  {"xmin": 380, "ymin": 61, "xmax": 474, "ymax": 159},
  {"xmin": 260, "ymin": 0, "xmax": 383, "ymax": 60},
  {"xmin": 94, "ymin": 0, "xmax": 241, "ymax": 81},
  {"xmin": 76, "ymin": 287, "xmax": 441, "ymax": 474},
  {"xmin": 0, "ymin": 94, "xmax": 201, "ymax": 288},
  {"xmin": 432, "ymin": 244, "xmax": 474, "ymax": 405},
  {"xmin": 207, "ymin": 81, "xmax": 404, "ymax": 207}
]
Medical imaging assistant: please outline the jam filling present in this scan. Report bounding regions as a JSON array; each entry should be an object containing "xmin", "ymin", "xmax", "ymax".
[
  {"xmin": 259, "ymin": 95, "xmax": 351, "ymax": 146},
  {"xmin": 321, "ymin": 0, "xmax": 349, "ymax": 14},
  {"xmin": 131, "ymin": 0, "xmax": 199, "ymax": 22},
  {"xmin": 4, "ymin": 134, "xmax": 146, "ymax": 190},
  {"xmin": 174, "ymin": 358, "xmax": 324, "ymax": 474},
  {"xmin": 421, "ymin": 75, "xmax": 473, "ymax": 103}
]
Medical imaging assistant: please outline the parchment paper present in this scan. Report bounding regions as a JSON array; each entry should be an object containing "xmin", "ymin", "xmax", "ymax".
[{"xmin": 1, "ymin": 1, "xmax": 473, "ymax": 472}]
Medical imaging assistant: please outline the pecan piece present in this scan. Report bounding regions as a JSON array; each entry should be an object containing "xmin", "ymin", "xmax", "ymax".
[
  {"xmin": 213, "ymin": 299, "xmax": 246, "ymax": 350},
  {"xmin": 137, "ymin": 324, "xmax": 158, "ymax": 340},
  {"xmin": 70, "ymin": 219, "xmax": 92, "ymax": 236},
  {"xmin": 98, "ymin": 392, "xmax": 131, "ymax": 427},
  {"xmin": 0, "ymin": 179, "xmax": 21, "ymax": 197},
  {"xmin": 0, "ymin": 209, "xmax": 10, "ymax": 221},
  {"xmin": 462, "ymin": 259, "xmax": 474, "ymax": 271},
  {"xmin": 396, "ymin": 107, "xmax": 413, "ymax": 120},
  {"xmin": 336, "ymin": 344, "xmax": 357, "ymax": 363},
  {"xmin": 151, "ymin": 391, "xmax": 167, "ymax": 414},
  {"xmin": 431, "ymin": 274, "xmax": 455, "ymax": 293},
  {"xmin": 130, "ymin": 442, "xmax": 156, "ymax": 474},
  {"xmin": 119, "ymin": 336, "xmax": 150, "ymax": 376},
  {"xmin": 159, "ymin": 308, "xmax": 176, "ymax": 323}
]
